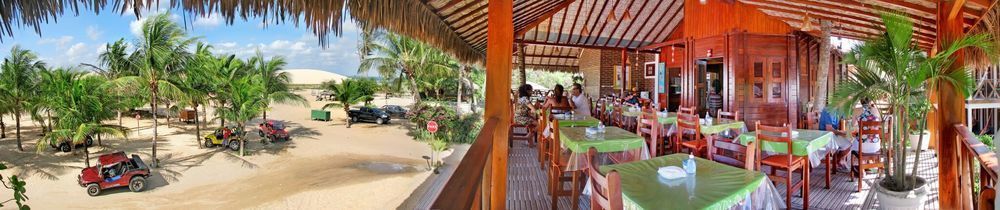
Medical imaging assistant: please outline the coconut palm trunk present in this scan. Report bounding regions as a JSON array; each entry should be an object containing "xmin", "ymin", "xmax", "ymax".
[
  {"xmin": 813, "ymin": 20, "xmax": 833, "ymax": 111},
  {"xmin": 1, "ymin": 115, "xmax": 6, "ymax": 139},
  {"xmin": 405, "ymin": 69, "xmax": 421, "ymax": 103},
  {"xmin": 195, "ymin": 104, "xmax": 202, "ymax": 148},
  {"xmin": 345, "ymin": 106, "xmax": 352, "ymax": 128},
  {"xmin": 15, "ymin": 112, "xmax": 22, "ymax": 151},
  {"xmin": 150, "ymin": 82, "xmax": 160, "ymax": 168},
  {"xmin": 84, "ymin": 143, "xmax": 91, "ymax": 167}
]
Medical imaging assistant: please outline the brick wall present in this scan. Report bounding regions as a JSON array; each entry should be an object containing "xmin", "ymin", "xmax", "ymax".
[{"xmin": 578, "ymin": 49, "xmax": 657, "ymax": 97}]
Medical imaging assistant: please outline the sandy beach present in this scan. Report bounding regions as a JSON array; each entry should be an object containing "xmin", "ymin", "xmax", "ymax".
[{"xmin": 0, "ymin": 90, "xmax": 442, "ymax": 209}]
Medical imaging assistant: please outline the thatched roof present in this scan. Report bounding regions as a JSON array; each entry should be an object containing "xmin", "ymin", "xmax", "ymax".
[
  {"xmin": 0, "ymin": 0, "xmax": 993, "ymax": 67},
  {"xmin": 515, "ymin": 44, "xmax": 581, "ymax": 72}
]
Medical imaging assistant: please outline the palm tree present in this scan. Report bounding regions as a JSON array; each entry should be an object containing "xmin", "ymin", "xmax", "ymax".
[
  {"xmin": 0, "ymin": 45, "xmax": 45, "ymax": 151},
  {"xmin": 215, "ymin": 74, "xmax": 266, "ymax": 156},
  {"xmin": 175, "ymin": 43, "xmax": 216, "ymax": 148},
  {"xmin": 36, "ymin": 69, "xmax": 125, "ymax": 166},
  {"xmin": 322, "ymin": 79, "xmax": 374, "ymax": 128},
  {"xmin": 359, "ymin": 32, "xmax": 454, "ymax": 104},
  {"xmin": 92, "ymin": 38, "xmax": 139, "ymax": 129},
  {"xmin": 247, "ymin": 51, "xmax": 307, "ymax": 121},
  {"xmin": 829, "ymin": 12, "xmax": 997, "ymax": 191},
  {"xmin": 106, "ymin": 13, "xmax": 194, "ymax": 168}
]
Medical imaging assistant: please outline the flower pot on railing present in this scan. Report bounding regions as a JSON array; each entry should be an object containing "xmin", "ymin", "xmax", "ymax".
[
  {"xmin": 909, "ymin": 130, "xmax": 930, "ymax": 151},
  {"xmin": 875, "ymin": 176, "xmax": 928, "ymax": 210}
]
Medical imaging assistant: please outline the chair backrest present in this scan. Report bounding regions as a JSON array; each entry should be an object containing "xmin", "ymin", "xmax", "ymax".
[
  {"xmin": 679, "ymin": 106, "xmax": 696, "ymax": 115},
  {"xmin": 587, "ymin": 147, "xmax": 623, "ymax": 210},
  {"xmin": 636, "ymin": 110, "xmax": 660, "ymax": 157},
  {"xmin": 709, "ymin": 136, "xmax": 756, "ymax": 170},
  {"xmin": 549, "ymin": 119, "xmax": 563, "ymax": 166},
  {"xmin": 857, "ymin": 120, "xmax": 883, "ymax": 153},
  {"xmin": 718, "ymin": 109, "xmax": 738, "ymax": 121},
  {"xmin": 754, "ymin": 122, "xmax": 793, "ymax": 169},
  {"xmin": 536, "ymin": 107, "xmax": 550, "ymax": 141},
  {"xmin": 804, "ymin": 111, "xmax": 820, "ymax": 130}
]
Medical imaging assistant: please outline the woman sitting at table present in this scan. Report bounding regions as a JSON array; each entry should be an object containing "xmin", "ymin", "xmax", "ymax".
[
  {"xmin": 623, "ymin": 88, "xmax": 641, "ymax": 106},
  {"xmin": 852, "ymin": 98, "xmax": 881, "ymax": 153},
  {"xmin": 514, "ymin": 84, "xmax": 539, "ymax": 146},
  {"xmin": 544, "ymin": 84, "xmax": 573, "ymax": 113},
  {"xmin": 569, "ymin": 83, "xmax": 591, "ymax": 116}
]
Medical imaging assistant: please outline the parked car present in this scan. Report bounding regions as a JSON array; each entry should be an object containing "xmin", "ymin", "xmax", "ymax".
[
  {"xmin": 77, "ymin": 152, "xmax": 151, "ymax": 196},
  {"xmin": 203, "ymin": 126, "xmax": 242, "ymax": 151},
  {"xmin": 381, "ymin": 105, "xmax": 408, "ymax": 119},
  {"xmin": 258, "ymin": 120, "xmax": 290, "ymax": 142},
  {"xmin": 348, "ymin": 107, "xmax": 391, "ymax": 125},
  {"xmin": 50, "ymin": 135, "xmax": 94, "ymax": 153}
]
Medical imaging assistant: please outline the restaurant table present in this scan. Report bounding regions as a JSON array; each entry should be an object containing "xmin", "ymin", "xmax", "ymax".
[
  {"xmin": 559, "ymin": 126, "xmax": 650, "ymax": 171},
  {"xmin": 553, "ymin": 113, "xmax": 601, "ymax": 127},
  {"xmin": 699, "ymin": 118, "xmax": 747, "ymax": 135},
  {"xmin": 735, "ymin": 129, "xmax": 836, "ymax": 166},
  {"xmin": 736, "ymin": 129, "xmax": 839, "ymax": 189},
  {"xmin": 599, "ymin": 154, "xmax": 785, "ymax": 210}
]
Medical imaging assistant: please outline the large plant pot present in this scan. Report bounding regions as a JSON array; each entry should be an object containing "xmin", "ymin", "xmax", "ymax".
[
  {"xmin": 909, "ymin": 131, "xmax": 930, "ymax": 151},
  {"xmin": 875, "ymin": 176, "xmax": 928, "ymax": 210}
]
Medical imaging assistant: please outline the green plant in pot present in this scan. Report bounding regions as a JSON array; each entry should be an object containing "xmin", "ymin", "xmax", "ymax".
[
  {"xmin": 907, "ymin": 94, "xmax": 931, "ymax": 152},
  {"xmin": 830, "ymin": 11, "xmax": 996, "ymax": 209}
]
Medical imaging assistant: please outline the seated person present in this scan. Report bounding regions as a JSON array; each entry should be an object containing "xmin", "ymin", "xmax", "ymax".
[
  {"xmin": 853, "ymin": 99, "xmax": 882, "ymax": 154},
  {"xmin": 818, "ymin": 106, "xmax": 851, "ymax": 170},
  {"xmin": 514, "ymin": 84, "xmax": 539, "ymax": 146},
  {"xmin": 569, "ymin": 83, "xmax": 591, "ymax": 116},
  {"xmin": 543, "ymin": 84, "xmax": 572, "ymax": 113},
  {"xmin": 623, "ymin": 90, "xmax": 640, "ymax": 106}
]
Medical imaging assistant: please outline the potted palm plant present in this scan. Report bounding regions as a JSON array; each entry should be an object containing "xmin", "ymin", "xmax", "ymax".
[{"xmin": 830, "ymin": 12, "xmax": 996, "ymax": 209}]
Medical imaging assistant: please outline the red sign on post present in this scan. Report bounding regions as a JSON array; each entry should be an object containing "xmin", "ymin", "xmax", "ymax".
[{"xmin": 427, "ymin": 121, "xmax": 439, "ymax": 133}]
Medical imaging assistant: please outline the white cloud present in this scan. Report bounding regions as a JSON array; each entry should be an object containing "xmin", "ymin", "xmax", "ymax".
[
  {"xmin": 37, "ymin": 35, "xmax": 74, "ymax": 48},
  {"xmin": 193, "ymin": 13, "xmax": 222, "ymax": 28},
  {"xmin": 207, "ymin": 34, "xmax": 362, "ymax": 76},
  {"xmin": 86, "ymin": 26, "xmax": 103, "ymax": 40},
  {"xmin": 66, "ymin": 43, "xmax": 88, "ymax": 57},
  {"xmin": 130, "ymin": 17, "xmax": 146, "ymax": 37}
]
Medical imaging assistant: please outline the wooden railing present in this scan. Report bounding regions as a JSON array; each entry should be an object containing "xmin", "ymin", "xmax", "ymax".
[
  {"xmin": 956, "ymin": 124, "xmax": 999, "ymax": 209},
  {"xmin": 431, "ymin": 117, "xmax": 500, "ymax": 210}
]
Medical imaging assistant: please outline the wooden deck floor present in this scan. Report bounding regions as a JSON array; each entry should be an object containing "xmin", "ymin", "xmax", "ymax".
[{"xmin": 506, "ymin": 141, "xmax": 940, "ymax": 209}]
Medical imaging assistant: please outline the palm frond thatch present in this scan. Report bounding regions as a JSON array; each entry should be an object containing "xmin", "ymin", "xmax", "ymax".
[{"xmin": 0, "ymin": 0, "xmax": 484, "ymax": 64}]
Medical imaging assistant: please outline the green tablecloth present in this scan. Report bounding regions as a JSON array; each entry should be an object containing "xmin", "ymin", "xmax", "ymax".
[
  {"xmin": 553, "ymin": 114, "xmax": 600, "ymax": 127},
  {"xmin": 657, "ymin": 112, "xmax": 678, "ymax": 125},
  {"xmin": 699, "ymin": 119, "xmax": 746, "ymax": 135},
  {"xmin": 737, "ymin": 129, "xmax": 834, "ymax": 166},
  {"xmin": 600, "ymin": 154, "xmax": 766, "ymax": 210},
  {"xmin": 559, "ymin": 126, "xmax": 645, "ymax": 153}
]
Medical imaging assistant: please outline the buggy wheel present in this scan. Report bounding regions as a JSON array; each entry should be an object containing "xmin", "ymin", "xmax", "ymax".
[
  {"xmin": 376, "ymin": 118, "xmax": 385, "ymax": 125},
  {"xmin": 85, "ymin": 137, "xmax": 94, "ymax": 146},
  {"xmin": 258, "ymin": 130, "xmax": 264, "ymax": 137},
  {"xmin": 203, "ymin": 138, "xmax": 214, "ymax": 148},
  {"xmin": 86, "ymin": 183, "xmax": 101, "ymax": 196},
  {"xmin": 228, "ymin": 140, "xmax": 240, "ymax": 151},
  {"xmin": 351, "ymin": 116, "xmax": 358, "ymax": 123},
  {"xmin": 129, "ymin": 176, "xmax": 146, "ymax": 192},
  {"xmin": 59, "ymin": 143, "xmax": 71, "ymax": 153}
]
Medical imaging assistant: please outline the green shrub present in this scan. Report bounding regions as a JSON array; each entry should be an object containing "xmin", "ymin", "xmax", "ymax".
[
  {"xmin": 0, "ymin": 163, "xmax": 29, "ymax": 210},
  {"xmin": 408, "ymin": 103, "xmax": 483, "ymax": 144}
]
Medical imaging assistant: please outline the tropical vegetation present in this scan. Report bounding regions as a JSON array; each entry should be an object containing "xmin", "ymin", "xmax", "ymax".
[
  {"xmin": 321, "ymin": 78, "xmax": 376, "ymax": 128},
  {"xmin": 0, "ymin": 163, "xmax": 28, "ymax": 210},
  {"xmin": 830, "ymin": 12, "xmax": 997, "ymax": 192}
]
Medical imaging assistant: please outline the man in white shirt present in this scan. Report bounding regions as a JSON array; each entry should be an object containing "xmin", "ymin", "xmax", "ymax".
[{"xmin": 569, "ymin": 83, "xmax": 591, "ymax": 116}]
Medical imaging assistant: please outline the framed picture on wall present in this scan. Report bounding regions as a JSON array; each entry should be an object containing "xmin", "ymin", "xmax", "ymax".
[
  {"xmin": 753, "ymin": 82, "xmax": 764, "ymax": 98},
  {"xmin": 644, "ymin": 62, "xmax": 656, "ymax": 78},
  {"xmin": 656, "ymin": 63, "xmax": 666, "ymax": 92},
  {"xmin": 771, "ymin": 83, "xmax": 782, "ymax": 98},
  {"xmin": 614, "ymin": 65, "xmax": 623, "ymax": 92}
]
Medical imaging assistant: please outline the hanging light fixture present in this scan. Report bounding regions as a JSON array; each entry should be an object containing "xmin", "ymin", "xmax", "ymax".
[
  {"xmin": 800, "ymin": 12, "xmax": 816, "ymax": 31},
  {"xmin": 581, "ymin": 25, "xmax": 590, "ymax": 34},
  {"xmin": 622, "ymin": 9, "xmax": 633, "ymax": 21},
  {"xmin": 607, "ymin": 11, "xmax": 617, "ymax": 23}
]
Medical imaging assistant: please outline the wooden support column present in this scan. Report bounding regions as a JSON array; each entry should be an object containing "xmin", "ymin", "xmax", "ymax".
[
  {"xmin": 933, "ymin": 1, "xmax": 969, "ymax": 209},
  {"xmin": 518, "ymin": 43, "xmax": 527, "ymax": 86},
  {"xmin": 621, "ymin": 49, "xmax": 628, "ymax": 95},
  {"xmin": 485, "ymin": 0, "xmax": 513, "ymax": 209}
]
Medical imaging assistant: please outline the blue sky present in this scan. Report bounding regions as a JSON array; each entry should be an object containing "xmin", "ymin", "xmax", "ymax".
[{"xmin": 0, "ymin": 4, "xmax": 362, "ymax": 76}]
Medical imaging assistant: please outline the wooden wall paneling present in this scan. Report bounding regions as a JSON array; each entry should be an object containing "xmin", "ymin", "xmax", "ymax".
[
  {"xmin": 683, "ymin": 0, "xmax": 792, "ymax": 39},
  {"xmin": 786, "ymin": 35, "xmax": 799, "ymax": 129}
]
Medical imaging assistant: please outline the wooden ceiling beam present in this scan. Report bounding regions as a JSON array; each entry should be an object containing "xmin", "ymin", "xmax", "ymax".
[
  {"xmin": 436, "ymin": 0, "xmax": 464, "ymax": 12},
  {"xmin": 752, "ymin": 5, "xmax": 937, "ymax": 39},
  {"xmin": 523, "ymin": 54, "xmax": 580, "ymax": 59},
  {"xmin": 969, "ymin": 0, "xmax": 999, "ymax": 30},
  {"xmin": 513, "ymin": 1, "xmax": 566, "ymax": 32},
  {"xmin": 649, "ymin": 9, "xmax": 683, "ymax": 46},
  {"xmin": 574, "ymin": 0, "xmax": 602, "ymax": 43},
  {"xmin": 581, "ymin": 0, "xmax": 613, "ymax": 44},
  {"xmin": 778, "ymin": 16, "xmax": 935, "ymax": 44},
  {"xmin": 617, "ymin": 0, "xmax": 669, "ymax": 48},
  {"xmin": 613, "ymin": 0, "xmax": 660, "ymax": 47},
  {"xmin": 442, "ymin": 2, "xmax": 485, "ymax": 22},
  {"xmin": 745, "ymin": 0, "xmax": 937, "ymax": 35},
  {"xmin": 564, "ymin": 0, "xmax": 585, "ymax": 44},
  {"xmin": 515, "ymin": 0, "xmax": 577, "ymax": 37},
  {"xmin": 950, "ymin": 0, "xmax": 969, "ymax": 21},
  {"xmin": 517, "ymin": 39, "xmax": 658, "ymax": 52},
  {"xmin": 589, "ymin": 0, "xmax": 628, "ymax": 45},
  {"xmin": 628, "ymin": 1, "xmax": 681, "ymax": 48},
  {"xmin": 555, "ymin": 2, "xmax": 571, "ymax": 43},
  {"xmin": 512, "ymin": 0, "xmax": 555, "ymax": 27},
  {"xmin": 638, "ymin": 38, "xmax": 686, "ymax": 51},
  {"xmin": 601, "ymin": 0, "xmax": 640, "ymax": 46}
]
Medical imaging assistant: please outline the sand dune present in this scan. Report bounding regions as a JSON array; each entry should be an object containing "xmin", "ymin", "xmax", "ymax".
[{"xmin": 280, "ymin": 69, "xmax": 348, "ymax": 85}]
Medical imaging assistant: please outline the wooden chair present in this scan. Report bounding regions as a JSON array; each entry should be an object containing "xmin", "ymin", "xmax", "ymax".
[
  {"xmin": 676, "ymin": 113, "xmax": 706, "ymax": 156},
  {"xmin": 548, "ymin": 120, "xmax": 582, "ymax": 210},
  {"xmin": 678, "ymin": 106, "xmax": 696, "ymax": 115},
  {"xmin": 716, "ymin": 109, "xmax": 741, "ymax": 139},
  {"xmin": 587, "ymin": 147, "xmax": 623, "ymax": 210},
  {"xmin": 708, "ymin": 134, "xmax": 756, "ymax": 170},
  {"xmin": 509, "ymin": 99, "xmax": 536, "ymax": 148},
  {"xmin": 803, "ymin": 111, "xmax": 820, "ymax": 130},
  {"xmin": 635, "ymin": 108, "xmax": 660, "ymax": 158},
  {"xmin": 755, "ymin": 122, "xmax": 809, "ymax": 209},
  {"xmin": 850, "ymin": 120, "xmax": 886, "ymax": 192},
  {"xmin": 536, "ymin": 108, "xmax": 551, "ymax": 169}
]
